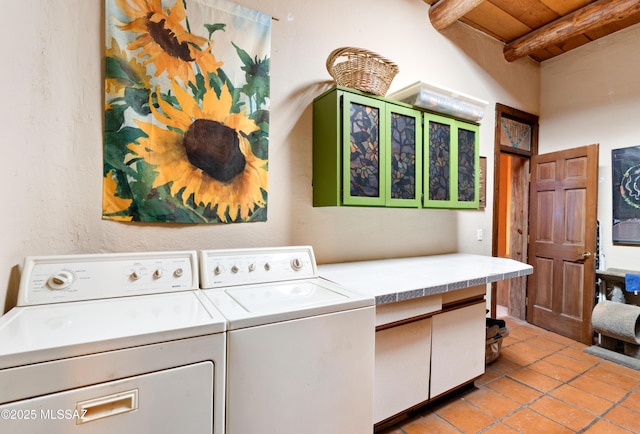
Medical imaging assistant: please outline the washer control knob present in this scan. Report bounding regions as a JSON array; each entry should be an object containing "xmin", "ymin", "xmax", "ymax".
[
  {"xmin": 231, "ymin": 265, "xmax": 239, "ymax": 274},
  {"xmin": 291, "ymin": 258, "xmax": 303, "ymax": 271},
  {"xmin": 264, "ymin": 263, "xmax": 271, "ymax": 271},
  {"xmin": 153, "ymin": 269, "xmax": 163, "ymax": 279},
  {"xmin": 47, "ymin": 270, "xmax": 74, "ymax": 290},
  {"xmin": 174, "ymin": 267, "xmax": 184, "ymax": 277},
  {"xmin": 214, "ymin": 266, "xmax": 223, "ymax": 275},
  {"xmin": 130, "ymin": 271, "xmax": 142, "ymax": 281},
  {"xmin": 248, "ymin": 263, "xmax": 256, "ymax": 272}
]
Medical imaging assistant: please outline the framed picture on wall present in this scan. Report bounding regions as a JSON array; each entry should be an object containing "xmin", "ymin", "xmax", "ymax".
[{"xmin": 612, "ymin": 146, "xmax": 640, "ymax": 244}]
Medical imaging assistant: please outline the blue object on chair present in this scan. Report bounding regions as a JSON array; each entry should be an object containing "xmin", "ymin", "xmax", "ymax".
[{"xmin": 624, "ymin": 273, "xmax": 640, "ymax": 293}]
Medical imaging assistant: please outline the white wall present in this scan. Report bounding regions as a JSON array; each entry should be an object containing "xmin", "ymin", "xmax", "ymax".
[
  {"xmin": 0, "ymin": 0, "xmax": 539, "ymax": 312},
  {"xmin": 540, "ymin": 23, "xmax": 640, "ymax": 271}
]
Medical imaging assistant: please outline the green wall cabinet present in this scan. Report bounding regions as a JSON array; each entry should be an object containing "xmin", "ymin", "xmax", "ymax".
[{"xmin": 313, "ymin": 87, "xmax": 478, "ymax": 209}]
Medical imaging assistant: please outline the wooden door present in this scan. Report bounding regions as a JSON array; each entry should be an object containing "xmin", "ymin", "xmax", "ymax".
[{"xmin": 527, "ymin": 144, "xmax": 599, "ymax": 344}]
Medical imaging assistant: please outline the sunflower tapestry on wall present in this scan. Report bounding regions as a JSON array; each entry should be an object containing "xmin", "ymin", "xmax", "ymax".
[{"xmin": 103, "ymin": 0, "xmax": 270, "ymax": 223}]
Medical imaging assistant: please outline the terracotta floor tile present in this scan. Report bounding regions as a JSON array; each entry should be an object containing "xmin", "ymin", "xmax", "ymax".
[
  {"xmin": 481, "ymin": 424, "xmax": 520, "ymax": 434},
  {"xmin": 620, "ymin": 388, "xmax": 640, "ymax": 412},
  {"xmin": 504, "ymin": 324, "xmax": 545, "ymax": 343},
  {"xmin": 462, "ymin": 386, "xmax": 521, "ymax": 419},
  {"xmin": 485, "ymin": 377, "xmax": 542, "ymax": 404},
  {"xmin": 527, "ymin": 359, "xmax": 580, "ymax": 382},
  {"xmin": 433, "ymin": 396, "xmax": 496, "ymax": 433},
  {"xmin": 584, "ymin": 365, "xmax": 640, "ymax": 390},
  {"xmin": 525, "ymin": 335, "xmax": 568, "ymax": 352},
  {"xmin": 400, "ymin": 412, "xmax": 460, "ymax": 434},
  {"xmin": 507, "ymin": 367, "xmax": 563, "ymax": 392},
  {"xmin": 502, "ymin": 408, "xmax": 573, "ymax": 434},
  {"xmin": 528, "ymin": 395, "xmax": 595, "ymax": 431},
  {"xmin": 541, "ymin": 331, "xmax": 577, "ymax": 347},
  {"xmin": 559, "ymin": 346, "xmax": 602, "ymax": 365},
  {"xmin": 598, "ymin": 359, "xmax": 640, "ymax": 381},
  {"xmin": 477, "ymin": 358, "xmax": 521, "ymax": 385},
  {"xmin": 543, "ymin": 352, "xmax": 595, "ymax": 374},
  {"xmin": 583, "ymin": 419, "xmax": 635, "ymax": 434},
  {"xmin": 501, "ymin": 341, "xmax": 555, "ymax": 367},
  {"xmin": 603, "ymin": 405, "xmax": 640, "ymax": 433},
  {"xmin": 549, "ymin": 384, "xmax": 614, "ymax": 416},
  {"xmin": 569, "ymin": 374, "xmax": 628, "ymax": 402}
]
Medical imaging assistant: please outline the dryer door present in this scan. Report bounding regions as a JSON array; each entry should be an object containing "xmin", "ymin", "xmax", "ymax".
[{"xmin": 0, "ymin": 361, "xmax": 214, "ymax": 433}]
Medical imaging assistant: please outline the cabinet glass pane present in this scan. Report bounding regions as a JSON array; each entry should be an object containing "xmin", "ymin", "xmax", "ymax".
[
  {"xmin": 349, "ymin": 102, "xmax": 380, "ymax": 198},
  {"xmin": 428, "ymin": 121, "xmax": 451, "ymax": 201},
  {"xmin": 458, "ymin": 128, "xmax": 476, "ymax": 202},
  {"xmin": 390, "ymin": 112, "xmax": 417, "ymax": 200}
]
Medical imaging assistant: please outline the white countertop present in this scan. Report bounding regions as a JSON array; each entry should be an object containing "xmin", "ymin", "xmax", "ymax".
[{"xmin": 318, "ymin": 253, "xmax": 533, "ymax": 304}]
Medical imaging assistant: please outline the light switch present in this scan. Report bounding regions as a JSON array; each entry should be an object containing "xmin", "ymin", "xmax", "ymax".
[{"xmin": 476, "ymin": 229, "xmax": 483, "ymax": 241}]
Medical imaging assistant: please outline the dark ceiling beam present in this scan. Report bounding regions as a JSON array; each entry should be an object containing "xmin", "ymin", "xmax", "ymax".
[
  {"xmin": 428, "ymin": 0, "xmax": 483, "ymax": 31},
  {"xmin": 504, "ymin": 0, "xmax": 640, "ymax": 62}
]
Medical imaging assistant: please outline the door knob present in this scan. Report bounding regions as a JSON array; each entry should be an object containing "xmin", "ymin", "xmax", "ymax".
[{"xmin": 581, "ymin": 252, "xmax": 592, "ymax": 260}]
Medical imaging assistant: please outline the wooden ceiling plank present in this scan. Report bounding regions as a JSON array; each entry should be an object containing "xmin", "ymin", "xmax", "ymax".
[
  {"xmin": 461, "ymin": 2, "xmax": 533, "ymax": 42},
  {"xmin": 487, "ymin": 0, "xmax": 560, "ymax": 28},
  {"xmin": 504, "ymin": 0, "xmax": 640, "ymax": 62},
  {"xmin": 540, "ymin": 0, "xmax": 592, "ymax": 16},
  {"xmin": 429, "ymin": 0, "xmax": 484, "ymax": 30}
]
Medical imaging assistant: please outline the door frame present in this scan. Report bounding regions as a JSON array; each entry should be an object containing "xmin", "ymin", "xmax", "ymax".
[{"xmin": 490, "ymin": 104, "xmax": 539, "ymax": 317}]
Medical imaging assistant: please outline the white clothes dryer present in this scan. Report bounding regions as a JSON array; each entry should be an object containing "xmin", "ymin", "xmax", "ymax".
[
  {"xmin": 0, "ymin": 251, "xmax": 226, "ymax": 434},
  {"xmin": 199, "ymin": 246, "xmax": 375, "ymax": 434}
]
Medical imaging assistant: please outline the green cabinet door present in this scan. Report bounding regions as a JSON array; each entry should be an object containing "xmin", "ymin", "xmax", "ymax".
[
  {"xmin": 423, "ymin": 113, "xmax": 479, "ymax": 209},
  {"xmin": 386, "ymin": 104, "xmax": 422, "ymax": 208},
  {"xmin": 313, "ymin": 87, "xmax": 421, "ymax": 207},
  {"xmin": 342, "ymin": 92, "xmax": 387, "ymax": 206}
]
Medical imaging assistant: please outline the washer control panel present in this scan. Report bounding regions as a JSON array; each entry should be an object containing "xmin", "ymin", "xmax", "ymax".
[
  {"xmin": 199, "ymin": 246, "xmax": 318, "ymax": 288},
  {"xmin": 18, "ymin": 251, "xmax": 198, "ymax": 306}
]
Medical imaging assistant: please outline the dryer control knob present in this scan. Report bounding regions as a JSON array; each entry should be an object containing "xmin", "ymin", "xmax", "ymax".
[
  {"xmin": 47, "ymin": 270, "xmax": 74, "ymax": 290},
  {"xmin": 174, "ymin": 267, "xmax": 184, "ymax": 277},
  {"xmin": 153, "ymin": 269, "xmax": 163, "ymax": 279},
  {"xmin": 231, "ymin": 265, "xmax": 240, "ymax": 274},
  {"xmin": 214, "ymin": 266, "xmax": 223, "ymax": 275}
]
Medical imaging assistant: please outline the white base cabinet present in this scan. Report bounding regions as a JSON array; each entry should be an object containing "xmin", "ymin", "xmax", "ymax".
[
  {"xmin": 431, "ymin": 302, "xmax": 486, "ymax": 398},
  {"xmin": 373, "ymin": 285, "xmax": 486, "ymax": 426},
  {"xmin": 374, "ymin": 318, "xmax": 431, "ymax": 423}
]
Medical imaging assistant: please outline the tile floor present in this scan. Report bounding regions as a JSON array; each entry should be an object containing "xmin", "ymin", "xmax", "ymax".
[{"xmin": 380, "ymin": 313, "xmax": 640, "ymax": 433}]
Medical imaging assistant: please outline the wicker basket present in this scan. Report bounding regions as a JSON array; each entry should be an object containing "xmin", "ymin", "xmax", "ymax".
[{"xmin": 326, "ymin": 47, "xmax": 399, "ymax": 96}]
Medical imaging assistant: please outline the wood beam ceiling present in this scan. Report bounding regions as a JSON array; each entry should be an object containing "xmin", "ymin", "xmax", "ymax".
[
  {"xmin": 427, "ymin": 0, "xmax": 640, "ymax": 62},
  {"xmin": 429, "ymin": 0, "xmax": 483, "ymax": 31}
]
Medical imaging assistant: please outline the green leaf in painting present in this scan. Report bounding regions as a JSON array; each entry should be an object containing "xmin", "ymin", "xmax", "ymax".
[
  {"xmin": 124, "ymin": 87, "xmax": 151, "ymax": 116},
  {"xmin": 204, "ymin": 23, "xmax": 226, "ymax": 40},
  {"xmin": 105, "ymin": 103, "xmax": 127, "ymax": 132}
]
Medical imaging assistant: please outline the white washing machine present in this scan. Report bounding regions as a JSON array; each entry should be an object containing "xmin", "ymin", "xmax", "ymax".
[
  {"xmin": 0, "ymin": 251, "xmax": 226, "ymax": 434},
  {"xmin": 199, "ymin": 246, "xmax": 375, "ymax": 434}
]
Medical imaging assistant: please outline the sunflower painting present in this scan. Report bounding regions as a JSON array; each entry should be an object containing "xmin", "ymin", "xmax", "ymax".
[{"xmin": 103, "ymin": 0, "xmax": 270, "ymax": 223}]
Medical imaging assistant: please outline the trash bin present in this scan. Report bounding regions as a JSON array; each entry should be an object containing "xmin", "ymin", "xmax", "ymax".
[{"xmin": 486, "ymin": 318, "xmax": 509, "ymax": 364}]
